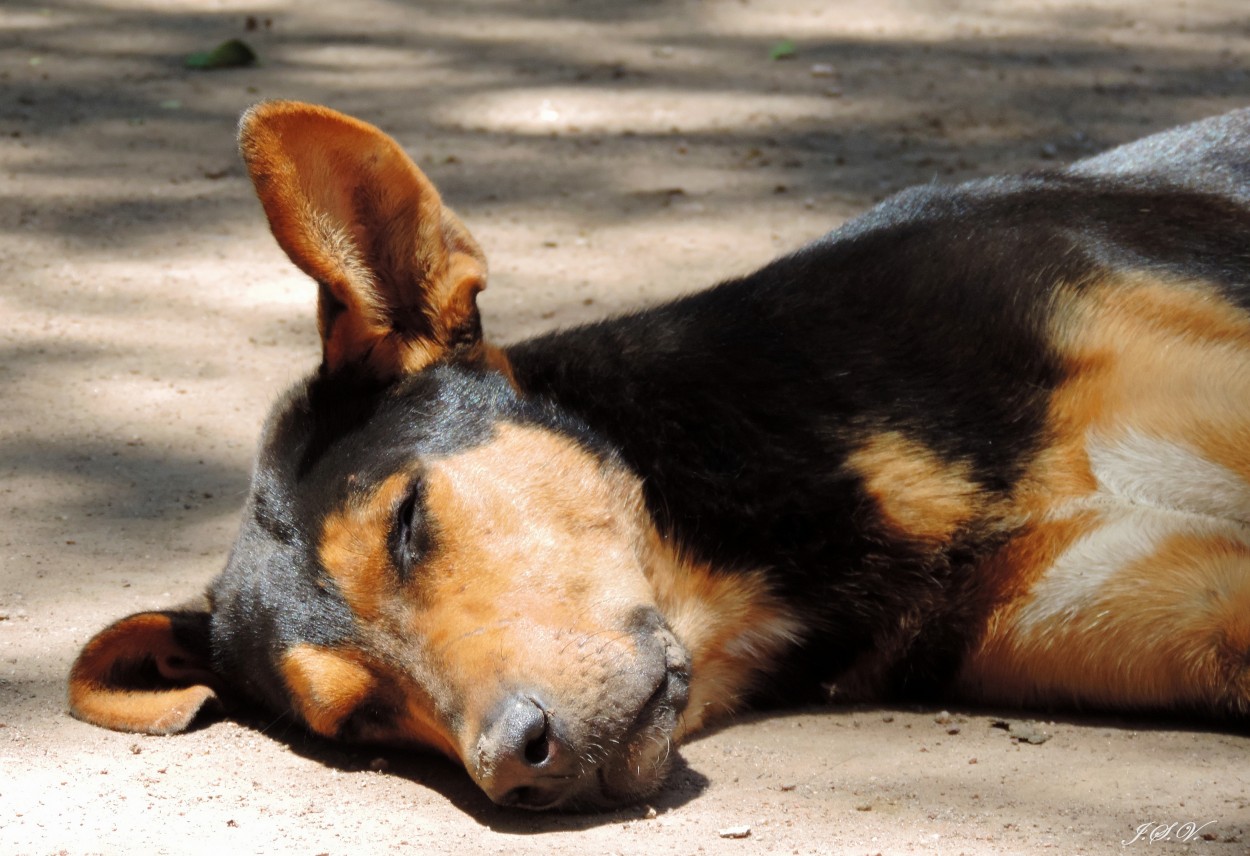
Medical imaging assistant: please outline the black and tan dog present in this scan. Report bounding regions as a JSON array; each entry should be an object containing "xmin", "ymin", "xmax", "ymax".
[{"xmin": 70, "ymin": 102, "xmax": 1250, "ymax": 810}]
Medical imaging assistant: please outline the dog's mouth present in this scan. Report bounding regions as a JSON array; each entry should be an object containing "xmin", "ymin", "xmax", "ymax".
[{"xmin": 592, "ymin": 657, "xmax": 691, "ymax": 806}]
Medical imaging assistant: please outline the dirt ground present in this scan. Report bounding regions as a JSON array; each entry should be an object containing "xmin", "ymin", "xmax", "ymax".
[{"xmin": 3, "ymin": 0, "xmax": 1250, "ymax": 853}]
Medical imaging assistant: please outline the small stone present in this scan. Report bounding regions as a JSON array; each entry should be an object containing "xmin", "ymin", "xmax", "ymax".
[
  {"xmin": 992, "ymin": 719, "xmax": 1052, "ymax": 744},
  {"xmin": 644, "ymin": 806, "xmax": 657, "ymax": 820},
  {"xmin": 718, "ymin": 826, "xmax": 751, "ymax": 839},
  {"xmin": 1009, "ymin": 722, "xmax": 1051, "ymax": 744}
]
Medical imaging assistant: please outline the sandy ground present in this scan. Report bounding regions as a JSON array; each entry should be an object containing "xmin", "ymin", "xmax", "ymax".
[{"xmin": 3, "ymin": 0, "xmax": 1250, "ymax": 853}]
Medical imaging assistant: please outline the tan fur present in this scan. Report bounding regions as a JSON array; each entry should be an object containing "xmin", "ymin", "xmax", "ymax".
[
  {"xmin": 641, "ymin": 540, "xmax": 803, "ymax": 737},
  {"xmin": 416, "ymin": 425, "xmax": 661, "ymax": 747},
  {"xmin": 280, "ymin": 644, "xmax": 461, "ymax": 759},
  {"xmin": 963, "ymin": 526, "xmax": 1250, "ymax": 712},
  {"xmin": 319, "ymin": 472, "xmax": 414, "ymax": 624},
  {"xmin": 280, "ymin": 644, "xmax": 379, "ymax": 737},
  {"xmin": 1051, "ymin": 274, "xmax": 1250, "ymax": 482},
  {"xmin": 846, "ymin": 430, "xmax": 984, "ymax": 543}
]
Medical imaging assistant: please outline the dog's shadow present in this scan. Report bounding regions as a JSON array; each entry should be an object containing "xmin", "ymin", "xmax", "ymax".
[
  {"xmin": 215, "ymin": 699, "xmax": 1240, "ymax": 833},
  {"xmin": 222, "ymin": 709, "xmax": 710, "ymax": 833}
]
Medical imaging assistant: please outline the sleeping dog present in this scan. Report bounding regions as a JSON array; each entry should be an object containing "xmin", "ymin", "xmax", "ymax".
[{"xmin": 70, "ymin": 102, "xmax": 1250, "ymax": 810}]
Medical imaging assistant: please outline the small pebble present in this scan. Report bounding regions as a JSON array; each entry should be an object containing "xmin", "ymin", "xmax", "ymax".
[
  {"xmin": 718, "ymin": 826, "xmax": 751, "ymax": 839},
  {"xmin": 1010, "ymin": 722, "xmax": 1051, "ymax": 744}
]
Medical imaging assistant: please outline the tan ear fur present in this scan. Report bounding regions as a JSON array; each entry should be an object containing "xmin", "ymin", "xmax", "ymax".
[
  {"xmin": 237, "ymin": 100, "xmax": 491, "ymax": 378},
  {"xmin": 68, "ymin": 609, "xmax": 224, "ymax": 735}
]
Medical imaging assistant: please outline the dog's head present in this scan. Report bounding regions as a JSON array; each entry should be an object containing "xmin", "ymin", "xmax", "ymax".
[{"xmin": 68, "ymin": 102, "xmax": 693, "ymax": 809}]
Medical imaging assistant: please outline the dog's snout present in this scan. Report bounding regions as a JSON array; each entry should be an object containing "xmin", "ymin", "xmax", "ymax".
[{"xmin": 474, "ymin": 694, "xmax": 572, "ymax": 808}]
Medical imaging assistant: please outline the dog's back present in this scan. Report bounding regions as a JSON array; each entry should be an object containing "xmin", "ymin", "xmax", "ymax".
[{"xmin": 1073, "ymin": 107, "xmax": 1250, "ymax": 204}]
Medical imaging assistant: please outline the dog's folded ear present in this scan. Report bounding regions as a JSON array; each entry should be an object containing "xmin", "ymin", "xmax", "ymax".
[
  {"xmin": 68, "ymin": 606, "xmax": 225, "ymax": 735},
  {"xmin": 237, "ymin": 100, "xmax": 491, "ymax": 380}
]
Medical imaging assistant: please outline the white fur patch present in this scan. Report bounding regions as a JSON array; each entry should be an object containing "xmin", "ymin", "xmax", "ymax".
[
  {"xmin": 1017, "ymin": 507, "xmax": 1162, "ymax": 633},
  {"xmin": 1087, "ymin": 430, "xmax": 1250, "ymax": 523},
  {"xmin": 1018, "ymin": 430, "xmax": 1250, "ymax": 635}
]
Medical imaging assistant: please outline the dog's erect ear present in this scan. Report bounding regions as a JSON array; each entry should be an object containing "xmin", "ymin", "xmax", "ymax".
[
  {"xmin": 238, "ymin": 100, "xmax": 490, "ymax": 379},
  {"xmin": 69, "ymin": 607, "xmax": 225, "ymax": 735}
]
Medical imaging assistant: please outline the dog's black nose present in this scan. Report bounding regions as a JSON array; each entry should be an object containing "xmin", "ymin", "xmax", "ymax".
[{"xmin": 474, "ymin": 694, "xmax": 572, "ymax": 808}]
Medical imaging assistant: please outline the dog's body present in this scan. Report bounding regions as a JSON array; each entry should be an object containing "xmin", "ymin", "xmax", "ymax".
[{"xmin": 71, "ymin": 103, "xmax": 1250, "ymax": 810}]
